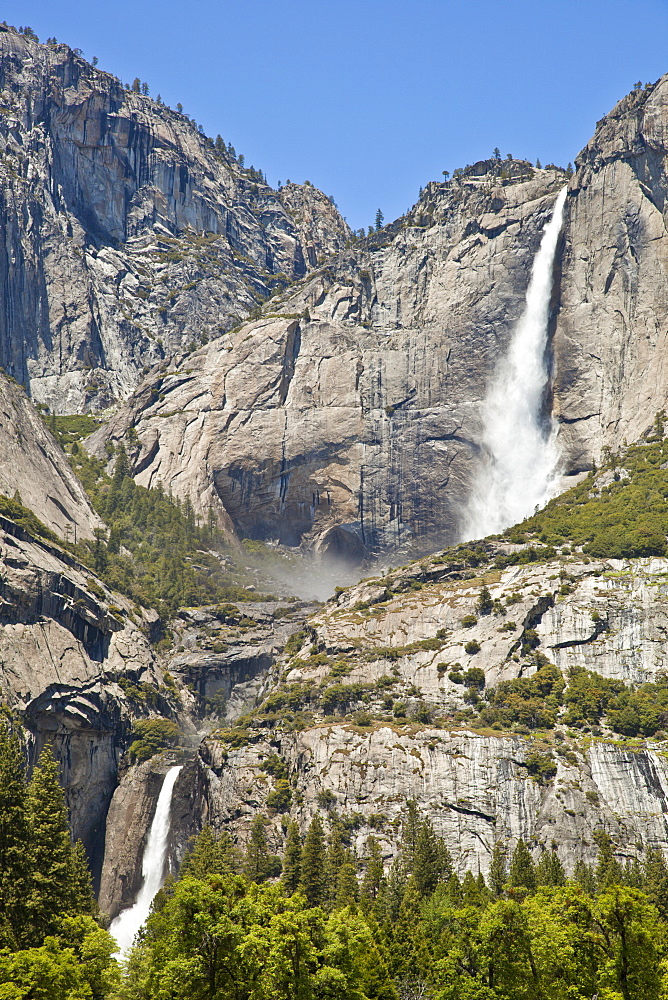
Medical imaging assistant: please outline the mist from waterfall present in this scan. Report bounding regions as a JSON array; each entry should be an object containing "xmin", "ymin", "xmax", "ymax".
[
  {"xmin": 109, "ymin": 764, "xmax": 182, "ymax": 956},
  {"xmin": 463, "ymin": 186, "xmax": 567, "ymax": 540}
]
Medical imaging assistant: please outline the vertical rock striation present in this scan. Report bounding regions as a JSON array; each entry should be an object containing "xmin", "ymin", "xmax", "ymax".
[
  {"xmin": 554, "ymin": 77, "xmax": 668, "ymax": 467},
  {"xmin": 90, "ymin": 163, "xmax": 567, "ymax": 556},
  {"xmin": 0, "ymin": 26, "xmax": 350, "ymax": 412}
]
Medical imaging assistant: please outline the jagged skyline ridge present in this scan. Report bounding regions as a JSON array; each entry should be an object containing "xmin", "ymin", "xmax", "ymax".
[{"xmin": 4, "ymin": 0, "xmax": 668, "ymax": 230}]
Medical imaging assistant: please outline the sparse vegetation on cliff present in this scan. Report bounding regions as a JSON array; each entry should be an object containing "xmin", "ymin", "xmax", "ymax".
[
  {"xmin": 42, "ymin": 417, "xmax": 274, "ymax": 615},
  {"xmin": 509, "ymin": 429, "xmax": 668, "ymax": 558}
]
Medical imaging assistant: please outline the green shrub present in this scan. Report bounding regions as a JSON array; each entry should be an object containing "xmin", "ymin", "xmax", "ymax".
[
  {"xmin": 463, "ymin": 667, "xmax": 486, "ymax": 689},
  {"xmin": 354, "ymin": 711, "xmax": 373, "ymax": 727},
  {"xmin": 317, "ymin": 788, "xmax": 337, "ymax": 809},
  {"xmin": 320, "ymin": 683, "xmax": 367, "ymax": 715},
  {"xmin": 562, "ymin": 667, "xmax": 625, "ymax": 727},
  {"xmin": 509, "ymin": 437, "xmax": 668, "ymax": 558},
  {"xmin": 266, "ymin": 779, "xmax": 292, "ymax": 813},
  {"xmin": 476, "ymin": 586, "xmax": 493, "ymax": 615},
  {"xmin": 128, "ymin": 717, "xmax": 181, "ymax": 763},
  {"xmin": 464, "ymin": 640, "xmax": 481, "ymax": 655},
  {"xmin": 479, "ymin": 662, "xmax": 564, "ymax": 731},
  {"xmin": 260, "ymin": 754, "xmax": 288, "ymax": 780},
  {"xmin": 606, "ymin": 682, "xmax": 668, "ymax": 736},
  {"xmin": 86, "ymin": 578, "xmax": 105, "ymax": 600},
  {"xmin": 0, "ymin": 495, "xmax": 57, "ymax": 542},
  {"xmin": 412, "ymin": 703, "xmax": 432, "ymax": 724},
  {"xmin": 261, "ymin": 683, "xmax": 314, "ymax": 714},
  {"xmin": 284, "ymin": 631, "xmax": 307, "ymax": 656},
  {"xmin": 524, "ymin": 751, "xmax": 557, "ymax": 783}
]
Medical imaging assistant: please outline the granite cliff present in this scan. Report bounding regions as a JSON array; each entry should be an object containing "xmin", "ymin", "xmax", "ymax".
[
  {"xmin": 98, "ymin": 536, "xmax": 668, "ymax": 898},
  {"xmin": 6, "ymin": 23, "xmax": 668, "ymax": 922},
  {"xmin": 0, "ymin": 26, "xmax": 350, "ymax": 412},
  {"xmin": 0, "ymin": 369, "xmax": 100, "ymax": 539},
  {"xmin": 88, "ymin": 75, "xmax": 668, "ymax": 562},
  {"xmin": 89, "ymin": 163, "xmax": 567, "ymax": 559},
  {"xmin": 554, "ymin": 77, "xmax": 668, "ymax": 471}
]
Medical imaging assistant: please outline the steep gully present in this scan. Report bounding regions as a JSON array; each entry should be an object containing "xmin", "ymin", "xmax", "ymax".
[{"xmin": 103, "ymin": 189, "xmax": 569, "ymax": 932}]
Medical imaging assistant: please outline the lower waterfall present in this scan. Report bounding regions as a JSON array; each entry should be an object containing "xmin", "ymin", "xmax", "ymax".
[
  {"xmin": 109, "ymin": 764, "xmax": 182, "ymax": 956},
  {"xmin": 464, "ymin": 186, "xmax": 568, "ymax": 539}
]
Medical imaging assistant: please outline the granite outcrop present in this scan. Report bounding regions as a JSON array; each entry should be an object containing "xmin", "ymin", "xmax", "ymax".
[
  {"xmin": 0, "ymin": 27, "xmax": 350, "ymax": 412},
  {"xmin": 188, "ymin": 548, "xmax": 668, "ymax": 878},
  {"xmin": 89, "ymin": 163, "xmax": 567, "ymax": 557},
  {"xmin": 0, "ymin": 369, "xmax": 100, "ymax": 539}
]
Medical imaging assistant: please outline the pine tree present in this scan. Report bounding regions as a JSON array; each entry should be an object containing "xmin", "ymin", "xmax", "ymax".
[
  {"xmin": 536, "ymin": 847, "xmax": 565, "ymax": 887},
  {"xmin": 335, "ymin": 862, "xmax": 359, "ymax": 908},
  {"xmin": 643, "ymin": 847, "xmax": 668, "ymax": 918},
  {"xmin": 476, "ymin": 871, "xmax": 488, "ymax": 897},
  {"xmin": 181, "ymin": 825, "xmax": 240, "ymax": 879},
  {"xmin": 375, "ymin": 208, "xmax": 384, "ymax": 231},
  {"xmin": 243, "ymin": 814, "xmax": 272, "ymax": 883},
  {"xmin": 390, "ymin": 879, "xmax": 429, "ymax": 981},
  {"xmin": 281, "ymin": 820, "xmax": 302, "ymax": 894},
  {"xmin": 573, "ymin": 858, "xmax": 597, "ymax": 894},
  {"xmin": 399, "ymin": 800, "xmax": 421, "ymax": 874},
  {"xmin": 444, "ymin": 872, "xmax": 462, "ymax": 904},
  {"xmin": 476, "ymin": 585, "xmax": 493, "ymax": 615},
  {"xmin": 624, "ymin": 857, "xmax": 644, "ymax": 889},
  {"xmin": 413, "ymin": 819, "xmax": 451, "ymax": 897},
  {"xmin": 461, "ymin": 870, "xmax": 485, "ymax": 905},
  {"xmin": 327, "ymin": 828, "xmax": 347, "ymax": 889},
  {"xmin": 25, "ymin": 746, "xmax": 78, "ymax": 943},
  {"xmin": 0, "ymin": 720, "xmax": 28, "ymax": 947},
  {"xmin": 361, "ymin": 836, "xmax": 385, "ymax": 903},
  {"xmin": 300, "ymin": 814, "xmax": 327, "ymax": 907},
  {"xmin": 594, "ymin": 830, "xmax": 623, "ymax": 889},
  {"xmin": 384, "ymin": 859, "xmax": 407, "ymax": 923},
  {"xmin": 69, "ymin": 840, "xmax": 97, "ymax": 916},
  {"xmin": 488, "ymin": 841, "xmax": 507, "ymax": 896},
  {"xmin": 508, "ymin": 838, "xmax": 536, "ymax": 892}
]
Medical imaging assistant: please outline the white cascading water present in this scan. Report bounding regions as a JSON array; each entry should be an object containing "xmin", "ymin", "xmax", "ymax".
[
  {"xmin": 109, "ymin": 764, "xmax": 182, "ymax": 956},
  {"xmin": 464, "ymin": 186, "xmax": 568, "ymax": 540}
]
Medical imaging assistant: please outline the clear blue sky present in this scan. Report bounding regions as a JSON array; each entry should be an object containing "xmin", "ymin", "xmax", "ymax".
[{"xmin": 6, "ymin": 0, "xmax": 668, "ymax": 231}]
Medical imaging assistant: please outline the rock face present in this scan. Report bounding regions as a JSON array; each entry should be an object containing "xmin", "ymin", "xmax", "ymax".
[
  {"xmin": 554, "ymin": 77, "xmax": 668, "ymax": 468},
  {"xmin": 189, "ymin": 549, "xmax": 668, "ymax": 877},
  {"xmin": 201, "ymin": 726, "xmax": 668, "ymax": 879},
  {"xmin": 88, "ymin": 72, "xmax": 668, "ymax": 561},
  {"xmin": 98, "ymin": 756, "xmax": 186, "ymax": 918},
  {"xmin": 95, "ymin": 597, "xmax": 318, "ymax": 913},
  {"xmin": 163, "ymin": 600, "xmax": 318, "ymax": 720},
  {"xmin": 0, "ymin": 508, "xmax": 174, "ymax": 880},
  {"xmin": 0, "ymin": 27, "xmax": 350, "ymax": 412},
  {"xmin": 89, "ymin": 163, "xmax": 567, "ymax": 557},
  {"xmin": 0, "ymin": 370, "xmax": 100, "ymax": 539},
  {"xmin": 7, "ymin": 26, "xmax": 668, "ymax": 905}
]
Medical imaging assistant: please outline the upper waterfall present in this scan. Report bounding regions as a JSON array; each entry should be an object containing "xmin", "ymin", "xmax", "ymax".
[
  {"xmin": 109, "ymin": 764, "xmax": 182, "ymax": 956},
  {"xmin": 463, "ymin": 186, "xmax": 568, "ymax": 540}
]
